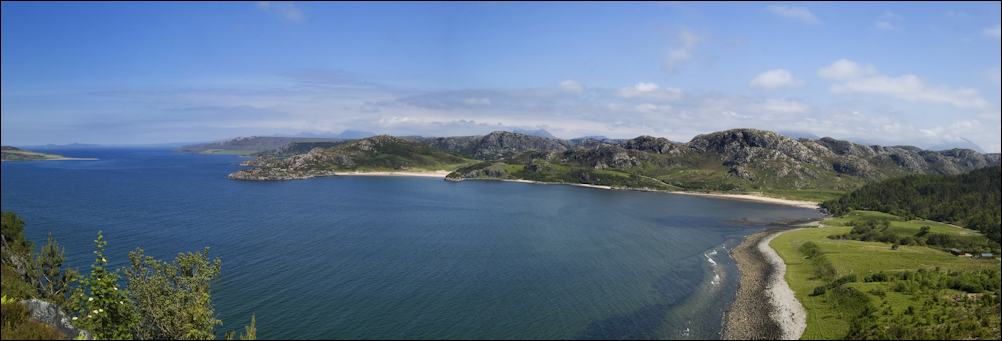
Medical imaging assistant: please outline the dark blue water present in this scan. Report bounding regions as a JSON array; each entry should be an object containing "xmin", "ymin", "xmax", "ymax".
[{"xmin": 1, "ymin": 149, "xmax": 821, "ymax": 339}]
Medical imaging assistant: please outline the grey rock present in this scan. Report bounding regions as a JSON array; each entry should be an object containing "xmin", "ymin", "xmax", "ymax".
[
  {"xmin": 471, "ymin": 131, "xmax": 569, "ymax": 160},
  {"xmin": 21, "ymin": 299, "xmax": 91, "ymax": 340}
]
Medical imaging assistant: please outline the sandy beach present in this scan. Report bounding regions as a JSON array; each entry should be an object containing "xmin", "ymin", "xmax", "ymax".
[
  {"xmin": 45, "ymin": 157, "xmax": 100, "ymax": 161},
  {"xmin": 326, "ymin": 172, "xmax": 820, "ymax": 210},
  {"xmin": 667, "ymin": 192, "xmax": 819, "ymax": 210},
  {"xmin": 458, "ymin": 178, "xmax": 819, "ymax": 209},
  {"xmin": 1, "ymin": 157, "xmax": 99, "ymax": 162},
  {"xmin": 333, "ymin": 170, "xmax": 452, "ymax": 178},
  {"xmin": 489, "ymin": 178, "xmax": 615, "ymax": 190},
  {"xmin": 723, "ymin": 229, "xmax": 807, "ymax": 340}
]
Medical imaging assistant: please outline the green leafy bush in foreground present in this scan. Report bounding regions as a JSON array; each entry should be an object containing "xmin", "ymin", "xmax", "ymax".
[
  {"xmin": 125, "ymin": 248, "xmax": 222, "ymax": 339},
  {"xmin": 67, "ymin": 232, "xmax": 137, "ymax": 340},
  {"xmin": 2, "ymin": 212, "xmax": 257, "ymax": 340}
]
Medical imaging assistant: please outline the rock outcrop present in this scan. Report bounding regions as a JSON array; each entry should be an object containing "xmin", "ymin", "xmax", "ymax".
[
  {"xmin": 230, "ymin": 128, "xmax": 1001, "ymax": 191},
  {"xmin": 21, "ymin": 299, "xmax": 91, "ymax": 340},
  {"xmin": 470, "ymin": 131, "xmax": 570, "ymax": 160}
]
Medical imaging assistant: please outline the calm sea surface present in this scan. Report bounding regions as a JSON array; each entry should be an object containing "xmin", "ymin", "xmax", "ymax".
[{"xmin": 1, "ymin": 149, "xmax": 821, "ymax": 339}]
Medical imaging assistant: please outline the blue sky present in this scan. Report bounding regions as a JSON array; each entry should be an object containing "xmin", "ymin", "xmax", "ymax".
[{"xmin": 2, "ymin": 2, "xmax": 1000, "ymax": 151}]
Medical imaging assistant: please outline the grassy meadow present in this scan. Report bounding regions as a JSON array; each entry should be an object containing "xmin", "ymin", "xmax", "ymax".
[{"xmin": 771, "ymin": 211, "xmax": 1001, "ymax": 339}]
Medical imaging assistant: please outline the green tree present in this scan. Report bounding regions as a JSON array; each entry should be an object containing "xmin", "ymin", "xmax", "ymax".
[
  {"xmin": 239, "ymin": 314, "xmax": 256, "ymax": 340},
  {"xmin": 1, "ymin": 212, "xmax": 35, "ymax": 288},
  {"xmin": 69, "ymin": 231, "xmax": 136, "ymax": 340},
  {"xmin": 36, "ymin": 233, "xmax": 77, "ymax": 304},
  {"xmin": 125, "ymin": 247, "xmax": 222, "ymax": 340}
]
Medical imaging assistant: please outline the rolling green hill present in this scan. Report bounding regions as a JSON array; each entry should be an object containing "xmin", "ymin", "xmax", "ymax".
[{"xmin": 772, "ymin": 211, "xmax": 1000, "ymax": 340}]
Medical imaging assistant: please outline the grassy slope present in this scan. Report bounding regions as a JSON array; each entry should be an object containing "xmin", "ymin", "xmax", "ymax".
[{"xmin": 771, "ymin": 211, "xmax": 999, "ymax": 339}]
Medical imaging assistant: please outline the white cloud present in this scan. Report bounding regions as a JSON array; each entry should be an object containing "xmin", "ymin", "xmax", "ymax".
[
  {"xmin": 618, "ymin": 82, "xmax": 683, "ymax": 100},
  {"xmin": 256, "ymin": 1, "xmax": 305, "ymax": 22},
  {"xmin": 988, "ymin": 66, "xmax": 1002, "ymax": 86},
  {"xmin": 985, "ymin": 24, "xmax": 1001, "ymax": 39},
  {"xmin": 874, "ymin": 11, "xmax": 903, "ymax": 31},
  {"xmin": 821, "ymin": 59, "xmax": 990, "ymax": 109},
  {"xmin": 559, "ymin": 80, "xmax": 584, "ymax": 93},
  {"xmin": 634, "ymin": 103, "xmax": 672, "ymax": 113},
  {"xmin": 766, "ymin": 5, "xmax": 820, "ymax": 24},
  {"xmin": 663, "ymin": 29, "xmax": 701, "ymax": 73},
  {"xmin": 751, "ymin": 98, "xmax": 809, "ymax": 115},
  {"xmin": 874, "ymin": 21, "xmax": 896, "ymax": 31},
  {"xmin": 463, "ymin": 98, "xmax": 491, "ymax": 106},
  {"xmin": 945, "ymin": 10, "xmax": 969, "ymax": 18},
  {"xmin": 817, "ymin": 59, "xmax": 877, "ymax": 80},
  {"xmin": 749, "ymin": 69, "xmax": 804, "ymax": 89}
]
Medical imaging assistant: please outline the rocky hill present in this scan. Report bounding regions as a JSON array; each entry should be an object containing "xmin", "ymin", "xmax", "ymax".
[
  {"xmin": 447, "ymin": 129, "xmax": 1000, "ymax": 200},
  {"xmin": 228, "ymin": 129, "xmax": 1001, "ymax": 201},
  {"xmin": 405, "ymin": 131, "xmax": 571, "ymax": 160}
]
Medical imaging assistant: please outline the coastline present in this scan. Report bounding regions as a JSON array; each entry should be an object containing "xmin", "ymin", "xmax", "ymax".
[
  {"xmin": 1, "ymin": 157, "xmax": 98, "ymax": 162},
  {"xmin": 333, "ymin": 170, "xmax": 452, "ymax": 178},
  {"xmin": 666, "ymin": 191, "xmax": 819, "ymax": 210},
  {"xmin": 723, "ymin": 228, "xmax": 807, "ymax": 340},
  {"xmin": 457, "ymin": 177, "xmax": 819, "ymax": 209},
  {"xmin": 43, "ymin": 157, "xmax": 99, "ymax": 161}
]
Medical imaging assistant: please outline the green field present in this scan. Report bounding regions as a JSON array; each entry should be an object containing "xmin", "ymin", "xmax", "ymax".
[{"xmin": 771, "ymin": 211, "xmax": 1001, "ymax": 339}]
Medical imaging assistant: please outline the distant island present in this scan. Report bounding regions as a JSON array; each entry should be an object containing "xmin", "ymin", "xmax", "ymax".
[{"xmin": 211, "ymin": 128, "xmax": 1001, "ymax": 203}]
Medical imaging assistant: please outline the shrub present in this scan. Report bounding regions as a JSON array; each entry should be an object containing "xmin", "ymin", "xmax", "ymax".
[
  {"xmin": 799, "ymin": 241, "xmax": 821, "ymax": 259},
  {"xmin": 125, "ymin": 248, "xmax": 222, "ymax": 340},
  {"xmin": 813, "ymin": 257, "xmax": 838, "ymax": 281},
  {"xmin": 68, "ymin": 231, "xmax": 137, "ymax": 340}
]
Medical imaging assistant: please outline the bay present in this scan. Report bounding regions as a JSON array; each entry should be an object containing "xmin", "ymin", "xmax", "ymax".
[{"xmin": 1, "ymin": 148, "xmax": 821, "ymax": 339}]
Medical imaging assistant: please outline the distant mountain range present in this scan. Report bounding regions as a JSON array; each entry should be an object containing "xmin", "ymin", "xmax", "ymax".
[{"xmin": 224, "ymin": 128, "xmax": 1001, "ymax": 202}]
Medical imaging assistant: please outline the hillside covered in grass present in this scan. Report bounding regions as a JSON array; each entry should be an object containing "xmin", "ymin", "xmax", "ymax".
[
  {"xmin": 772, "ymin": 211, "xmax": 1000, "ymax": 340},
  {"xmin": 822, "ymin": 166, "xmax": 1001, "ymax": 243}
]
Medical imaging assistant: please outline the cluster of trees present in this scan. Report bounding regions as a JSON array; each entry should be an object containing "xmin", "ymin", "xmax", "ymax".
[
  {"xmin": 849, "ymin": 269, "xmax": 1001, "ymax": 339},
  {"xmin": 801, "ymin": 239, "xmax": 1001, "ymax": 340},
  {"xmin": 1, "ymin": 212, "xmax": 256, "ymax": 340},
  {"xmin": 828, "ymin": 216, "xmax": 998, "ymax": 253},
  {"xmin": 821, "ymin": 166, "xmax": 1001, "ymax": 244}
]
